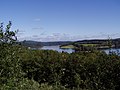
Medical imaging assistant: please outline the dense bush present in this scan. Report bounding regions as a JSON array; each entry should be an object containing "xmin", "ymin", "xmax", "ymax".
[
  {"xmin": 21, "ymin": 49, "xmax": 120, "ymax": 90},
  {"xmin": 1, "ymin": 42, "xmax": 120, "ymax": 90}
]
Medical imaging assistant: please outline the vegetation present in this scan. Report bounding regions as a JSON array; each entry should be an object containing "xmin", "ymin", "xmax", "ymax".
[
  {"xmin": 20, "ymin": 49, "xmax": 120, "ymax": 89},
  {"xmin": 80, "ymin": 44, "xmax": 97, "ymax": 47},
  {"xmin": 60, "ymin": 38, "xmax": 120, "ymax": 52},
  {"xmin": 60, "ymin": 45, "xmax": 75, "ymax": 49},
  {"xmin": 0, "ymin": 21, "xmax": 18, "ymax": 44},
  {"xmin": 21, "ymin": 40, "xmax": 72, "ymax": 48},
  {"xmin": 1, "ymin": 22, "xmax": 120, "ymax": 90}
]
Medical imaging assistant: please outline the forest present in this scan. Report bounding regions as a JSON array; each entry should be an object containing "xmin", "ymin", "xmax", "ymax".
[{"xmin": 1, "ymin": 22, "xmax": 120, "ymax": 90}]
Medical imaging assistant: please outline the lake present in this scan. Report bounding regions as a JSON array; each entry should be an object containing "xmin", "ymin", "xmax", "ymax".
[
  {"xmin": 40, "ymin": 45, "xmax": 120, "ymax": 55},
  {"xmin": 104, "ymin": 48, "xmax": 120, "ymax": 55},
  {"xmin": 40, "ymin": 45, "xmax": 74, "ymax": 53}
]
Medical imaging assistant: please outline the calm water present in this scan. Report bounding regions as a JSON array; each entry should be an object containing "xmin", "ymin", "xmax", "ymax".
[
  {"xmin": 104, "ymin": 48, "xmax": 120, "ymax": 55},
  {"xmin": 40, "ymin": 45, "xmax": 120, "ymax": 54},
  {"xmin": 40, "ymin": 45, "xmax": 74, "ymax": 53}
]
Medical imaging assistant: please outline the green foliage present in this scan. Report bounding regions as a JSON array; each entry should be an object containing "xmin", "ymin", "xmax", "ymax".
[
  {"xmin": 21, "ymin": 49, "xmax": 120, "ymax": 90},
  {"xmin": 0, "ymin": 22, "xmax": 40, "ymax": 89},
  {"xmin": 0, "ymin": 21, "xmax": 17, "ymax": 44}
]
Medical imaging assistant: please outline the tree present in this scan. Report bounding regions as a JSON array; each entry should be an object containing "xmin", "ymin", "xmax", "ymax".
[
  {"xmin": 107, "ymin": 36, "xmax": 112, "ymax": 54},
  {"xmin": 0, "ymin": 21, "xmax": 18, "ymax": 44}
]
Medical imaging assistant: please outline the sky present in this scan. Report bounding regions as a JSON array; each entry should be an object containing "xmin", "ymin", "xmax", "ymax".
[{"xmin": 0, "ymin": 0, "xmax": 120, "ymax": 42}]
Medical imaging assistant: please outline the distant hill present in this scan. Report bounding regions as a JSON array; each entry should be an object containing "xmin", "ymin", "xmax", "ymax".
[
  {"xmin": 20, "ymin": 38, "xmax": 120, "ymax": 48},
  {"xmin": 60, "ymin": 38, "xmax": 120, "ymax": 50},
  {"xmin": 75, "ymin": 38, "xmax": 120, "ymax": 44},
  {"xmin": 21, "ymin": 40, "xmax": 42, "ymax": 48},
  {"xmin": 20, "ymin": 40, "xmax": 72, "ymax": 48},
  {"xmin": 41, "ymin": 41, "xmax": 72, "ymax": 46},
  {"xmin": 72, "ymin": 38, "xmax": 120, "ymax": 49}
]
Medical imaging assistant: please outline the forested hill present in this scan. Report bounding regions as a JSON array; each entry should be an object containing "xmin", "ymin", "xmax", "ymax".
[
  {"xmin": 41, "ymin": 41, "xmax": 72, "ymax": 46},
  {"xmin": 75, "ymin": 38, "xmax": 120, "ymax": 44},
  {"xmin": 21, "ymin": 40, "xmax": 72, "ymax": 48},
  {"xmin": 71, "ymin": 38, "xmax": 120, "ymax": 49}
]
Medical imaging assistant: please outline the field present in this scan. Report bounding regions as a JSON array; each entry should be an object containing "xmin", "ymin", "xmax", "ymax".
[
  {"xmin": 60, "ymin": 44, "xmax": 97, "ymax": 49},
  {"xmin": 80, "ymin": 44, "xmax": 97, "ymax": 47},
  {"xmin": 60, "ymin": 45, "xmax": 75, "ymax": 49}
]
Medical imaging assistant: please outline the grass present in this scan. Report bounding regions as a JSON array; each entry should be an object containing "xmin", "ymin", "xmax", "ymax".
[
  {"xmin": 60, "ymin": 45, "xmax": 75, "ymax": 49},
  {"xmin": 60, "ymin": 44, "xmax": 97, "ymax": 49},
  {"xmin": 81, "ymin": 44, "xmax": 97, "ymax": 47}
]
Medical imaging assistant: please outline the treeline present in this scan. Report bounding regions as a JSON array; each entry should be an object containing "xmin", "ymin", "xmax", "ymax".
[
  {"xmin": 76, "ymin": 38, "xmax": 120, "ymax": 44},
  {"xmin": 21, "ymin": 40, "xmax": 72, "ymax": 48},
  {"xmin": 60, "ymin": 38, "xmax": 120, "ymax": 52},
  {"xmin": 75, "ymin": 38, "xmax": 120, "ymax": 48},
  {"xmin": 21, "ymin": 40, "xmax": 42, "ymax": 48}
]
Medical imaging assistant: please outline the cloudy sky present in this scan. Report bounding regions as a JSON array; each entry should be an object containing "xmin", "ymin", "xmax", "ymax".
[{"xmin": 0, "ymin": 0, "xmax": 120, "ymax": 41}]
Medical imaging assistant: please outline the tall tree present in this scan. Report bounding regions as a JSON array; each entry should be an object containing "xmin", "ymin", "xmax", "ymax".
[{"xmin": 0, "ymin": 21, "xmax": 18, "ymax": 44}]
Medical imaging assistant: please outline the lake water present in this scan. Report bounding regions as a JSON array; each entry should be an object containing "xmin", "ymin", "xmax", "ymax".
[
  {"xmin": 40, "ymin": 45, "xmax": 120, "ymax": 55},
  {"xmin": 104, "ymin": 48, "xmax": 120, "ymax": 55},
  {"xmin": 40, "ymin": 45, "xmax": 74, "ymax": 53}
]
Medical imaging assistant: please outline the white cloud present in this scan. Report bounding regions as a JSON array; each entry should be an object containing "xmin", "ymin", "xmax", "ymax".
[
  {"xmin": 18, "ymin": 33, "xmax": 120, "ymax": 42},
  {"xmin": 17, "ymin": 30, "xmax": 25, "ymax": 37}
]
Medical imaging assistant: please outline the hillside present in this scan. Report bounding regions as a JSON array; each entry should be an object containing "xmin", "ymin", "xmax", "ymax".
[
  {"xmin": 21, "ymin": 40, "xmax": 72, "ymax": 48},
  {"xmin": 60, "ymin": 38, "xmax": 120, "ymax": 50},
  {"xmin": 75, "ymin": 38, "xmax": 120, "ymax": 48}
]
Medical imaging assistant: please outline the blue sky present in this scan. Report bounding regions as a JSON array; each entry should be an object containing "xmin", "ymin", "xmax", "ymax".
[{"xmin": 0, "ymin": 0, "xmax": 120, "ymax": 41}]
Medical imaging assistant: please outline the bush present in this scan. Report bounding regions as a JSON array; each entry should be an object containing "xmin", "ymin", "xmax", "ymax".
[{"xmin": 21, "ymin": 50, "xmax": 120, "ymax": 90}]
